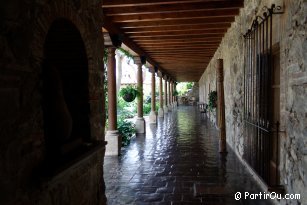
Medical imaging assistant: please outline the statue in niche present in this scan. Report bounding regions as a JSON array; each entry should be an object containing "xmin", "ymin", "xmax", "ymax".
[{"xmin": 42, "ymin": 60, "xmax": 72, "ymax": 158}]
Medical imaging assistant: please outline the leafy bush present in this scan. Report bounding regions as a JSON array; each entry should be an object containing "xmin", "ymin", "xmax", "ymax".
[
  {"xmin": 118, "ymin": 109, "xmax": 135, "ymax": 119},
  {"xmin": 118, "ymin": 118, "xmax": 136, "ymax": 146},
  {"xmin": 208, "ymin": 91, "xmax": 217, "ymax": 111},
  {"xmin": 186, "ymin": 82, "xmax": 194, "ymax": 89},
  {"xmin": 156, "ymin": 102, "xmax": 160, "ymax": 111},
  {"xmin": 143, "ymin": 103, "xmax": 151, "ymax": 115}
]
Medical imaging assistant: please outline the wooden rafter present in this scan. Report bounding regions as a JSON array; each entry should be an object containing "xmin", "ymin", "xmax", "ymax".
[{"xmin": 102, "ymin": 0, "xmax": 243, "ymax": 81}]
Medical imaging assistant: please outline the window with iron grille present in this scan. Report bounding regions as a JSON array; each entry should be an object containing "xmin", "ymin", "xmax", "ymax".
[{"xmin": 243, "ymin": 4, "xmax": 283, "ymax": 189}]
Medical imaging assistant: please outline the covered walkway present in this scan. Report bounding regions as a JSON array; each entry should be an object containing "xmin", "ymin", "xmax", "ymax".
[{"xmin": 104, "ymin": 107, "xmax": 271, "ymax": 205}]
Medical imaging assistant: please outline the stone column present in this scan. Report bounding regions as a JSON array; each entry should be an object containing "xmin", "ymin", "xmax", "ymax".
[
  {"xmin": 168, "ymin": 80, "xmax": 172, "ymax": 112},
  {"xmin": 158, "ymin": 71, "xmax": 164, "ymax": 117},
  {"xmin": 172, "ymin": 82, "xmax": 175, "ymax": 108},
  {"xmin": 172, "ymin": 81, "xmax": 175, "ymax": 108},
  {"xmin": 164, "ymin": 75, "xmax": 168, "ymax": 114},
  {"xmin": 149, "ymin": 67, "xmax": 157, "ymax": 124},
  {"xmin": 105, "ymin": 47, "xmax": 121, "ymax": 156},
  {"xmin": 217, "ymin": 59, "xmax": 227, "ymax": 153},
  {"xmin": 134, "ymin": 56, "xmax": 146, "ymax": 133},
  {"xmin": 169, "ymin": 81, "xmax": 172, "ymax": 108},
  {"xmin": 116, "ymin": 51, "xmax": 123, "ymax": 94},
  {"xmin": 174, "ymin": 82, "xmax": 177, "ymax": 107}
]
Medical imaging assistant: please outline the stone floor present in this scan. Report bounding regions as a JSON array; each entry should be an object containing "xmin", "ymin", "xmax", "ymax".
[{"xmin": 104, "ymin": 106, "xmax": 273, "ymax": 205}]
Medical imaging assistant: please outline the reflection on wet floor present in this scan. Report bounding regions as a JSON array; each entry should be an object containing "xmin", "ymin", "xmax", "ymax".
[{"xmin": 104, "ymin": 106, "xmax": 272, "ymax": 205}]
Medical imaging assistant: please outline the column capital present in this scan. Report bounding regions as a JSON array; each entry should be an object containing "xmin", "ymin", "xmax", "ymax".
[
  {"xmin": 134, "ymin": 56, "xmax": 146, "ymax": 65},
  {"xmin": 104, "ymin": 33, "xmax": 123, "ymax": 48},
  {"xmin": 148, "ymin": 65, "xmax": 155, "ymax": 73},
  {"xmin": 163, "ymin": 74, "xmax": 169, "ymax": 80},
  {"xmin": 157, "ymin": 71, "xmax": 163, "ymax": 78},
  {"xmin": 107, "ymin": 46, "xmax": 116, "ymax": 54}
]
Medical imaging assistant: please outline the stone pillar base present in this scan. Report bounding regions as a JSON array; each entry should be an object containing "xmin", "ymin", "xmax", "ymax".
[
  {"xmin": 149, "ymin": 111, "xmax": 157, "ymax": 124},
  {"xmin": 136, "ymin": 117, "xmax": 146, "ymax": 134},
  {"xmin": 158, "ymin": 107, "xmax": 164, "ymax": 118},
  {"xmin": 105, "ymin": 130, "xmax": 121, "ymax": 156},
  {"xmin": 168, "ymin": 104, "xmax": 173, "ymax": 112},
  {"xmin": 164, "ymin": 105, "xmax": 169, "ymax": 114}
]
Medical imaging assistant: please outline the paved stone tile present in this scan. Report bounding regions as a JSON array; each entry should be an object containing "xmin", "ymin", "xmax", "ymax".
[{"xmin": 104, "ymin": 107, "xmax": 273, "ymax": 205}]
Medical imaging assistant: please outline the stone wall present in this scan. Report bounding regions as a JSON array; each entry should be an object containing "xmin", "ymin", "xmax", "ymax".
[
  {"xmin": 0, "ymin": 1, "xmax": 106, "ymax": 204},
  {"xmin": 198, "ymin": 0, "xmax": 307, "ymax": 204}
]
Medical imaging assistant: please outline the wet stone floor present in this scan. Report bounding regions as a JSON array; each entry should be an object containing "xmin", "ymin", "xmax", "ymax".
[{"xmin": 104, "ymin": 106, "xmax": 272, "ymax": 205}]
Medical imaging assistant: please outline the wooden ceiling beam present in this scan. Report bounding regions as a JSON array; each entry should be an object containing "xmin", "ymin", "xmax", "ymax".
[
  {"xmin": 143, "ymin": 46, "xmax": 218, "ymax": 50},
  {"xmin": 142, "ymin": 49, "xmax": 217, "ymax": 52},
  {"xmin": 152, "ymin": 54, "xmax": 214, "ymax": 58},
  {"xmin": 102, "ymin": 0, "xmax": 237, "ymax": 8},
  {"xmin": 104, "ymin": 1, "xmax": 243, "ymax": 16},
  {"xmin": 111, "ymin": 8, "xmax": 239, "ymax": 23},
  {"xmin": 102, "ymin": 0, "xmax": 244, "ymax": 82},
  {"xmin": 103, "ymin": 15, "xmax": 173, "ymax": 78},
  {"xmin": 119, "ymin": 16, "xmax": 235, "ymax": 28},
  {"xmin": 128, "ymin": 29, "xmax": 227, "ymax": 37},
  {"xmin": 149, "ymin": 54, "xmax": 215, "ymax": 57},
  {"xmin": 138, "ymin": 40, "xmax": 221, "ymax": 45},
  {"xmin": 142, "ymin": 46, "xmax": 219, "ymax": 50},
  {"xmin": 157, "ymin": 58, "xmax": 211, "ymax": 61},
  {"xmin": 147, "ymin": 49, "xmax": 216, "ymax": 52},
  {"xmin": 132, "ymin": 34, "xmax": 224, "ymax": 40},
  {"xmin": 123, "ymin": 23, "xmax": 230, "ymax": 33},
  {"xmin": 151, "ymin": 52, "xmax": 214, "ymax": 55},
  {"xmin": 141, "ymin": 42, "xmax": 220, "ymax": 46},
  {"xmin": 164, "ymin": 65, "xmax": 209, "ymax": 67},
  {"xmin": 153, "ymin": 56, "xmax": 213, "ymax": 59},
  {"xmin": 134, "ymin": 37, "xmax": 222, "ymax": 42}
]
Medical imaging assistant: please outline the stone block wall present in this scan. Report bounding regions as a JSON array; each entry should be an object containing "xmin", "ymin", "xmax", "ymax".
[
  {"xmin": 0, "ymin": 0, "xmax": 106, "ymax": 204},
  {"xmin": 198, "ymin": 0, "xmax": 307, "ymax": 204}
]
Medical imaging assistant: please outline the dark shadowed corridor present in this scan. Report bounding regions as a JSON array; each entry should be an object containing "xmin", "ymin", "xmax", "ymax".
[{"xmin": 104, "ymin": 107, "xmax": 271, "ymax": 205}]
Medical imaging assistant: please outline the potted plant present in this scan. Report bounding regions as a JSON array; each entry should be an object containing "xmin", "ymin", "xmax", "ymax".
[
  {"xmin": 208, "ymin": 90, "xmax": 217, "ymax": 111},
  {"xmin": 119, "ymin": 85, "xmax": 140, "ymax": 102}
]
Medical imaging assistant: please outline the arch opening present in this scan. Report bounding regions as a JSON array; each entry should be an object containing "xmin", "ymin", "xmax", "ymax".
[{"xmin": 42, "ymin": 19, "xmax": 91, "ymax": 166}]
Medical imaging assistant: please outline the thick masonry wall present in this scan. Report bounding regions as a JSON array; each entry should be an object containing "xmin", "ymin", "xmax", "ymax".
[
  {"xmin": 0, "ymin": 1, "xmax": 106, "ymax": 204},
  {"xmin": 199, "ymin": 0, "xmax": 307, "ymax": 204}
]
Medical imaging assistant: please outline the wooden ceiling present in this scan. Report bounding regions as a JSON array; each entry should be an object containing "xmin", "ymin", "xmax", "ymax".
[{"xmin": 102, "ymin": 0, "xmax": 243, "ymax": 82}]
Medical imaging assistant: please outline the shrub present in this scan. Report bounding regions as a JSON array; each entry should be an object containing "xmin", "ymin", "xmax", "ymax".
[
  {"xmin": 118, "ymin": 118, "xmax": 136, "ymax": 146},
  {"xmin": 208, "ymin": 90, "xmax": 217, "ymax": 111},
  {"xmin": 143, "ymin": 103, "xmax": 151, "ymax": 115}
]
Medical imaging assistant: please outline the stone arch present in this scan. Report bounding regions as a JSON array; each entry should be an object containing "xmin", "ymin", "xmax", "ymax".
[
  {"xmin": 25, "ymin": 0, "xmax": 106, "ymax": 168},
  {"xmin": 30, "ymin": 0, "xmax": 105, "ymax": 144},
  {"xmin": 42, "ymin": 18, "xmax": 92, "ymax": 165},
  {"xmin": 30, "ymin": 1, "xmax": 94, "ymax": 67}
]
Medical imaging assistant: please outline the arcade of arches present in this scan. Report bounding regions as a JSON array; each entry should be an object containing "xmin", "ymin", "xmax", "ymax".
[{"xmin": 0, "ymin": 0, "xmax": 306, "ymax": 205}]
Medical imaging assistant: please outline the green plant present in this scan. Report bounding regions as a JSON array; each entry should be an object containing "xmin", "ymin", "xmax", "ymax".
[
  {"xmin": 177, "ymin": 82, "xmax": 193, "ymax": 96},
  {"xmin": 143, "ymin": 103, "xmax": 151, "ymax": 115},
  {"xmin": 119, "ymin": 85, "xmax": 140, "ymax": 102},
  {"xmin": 117, "ymin": 47, "xmax": 134, "ymax": 61},
  {"xmin": 186, "ymin": 82, "xmax": 194, "ymax": 89},
  {"xmin": 117, "ymin": 118, "xmax": 136, "ymax": 146},
  {"xmin": 173, "ymin": 90, "xmax": 179, "ymax": 96},
  {"xmin": 208, "ymin": 91, "xmax": 217, "ymax": 111}
]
